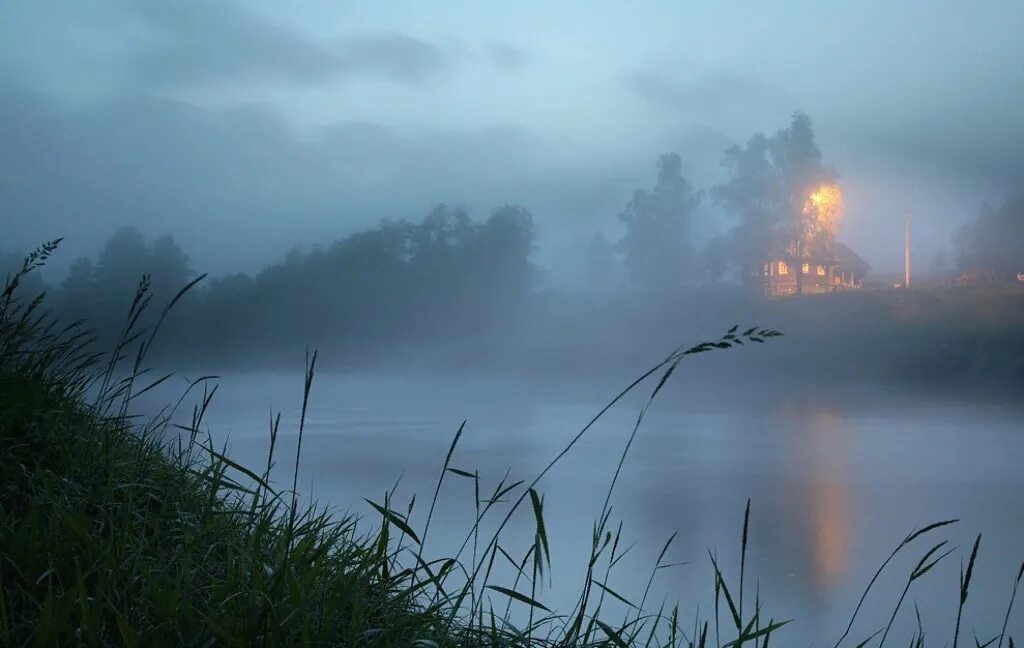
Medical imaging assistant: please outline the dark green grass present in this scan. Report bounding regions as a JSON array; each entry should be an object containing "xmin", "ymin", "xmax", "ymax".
[{"xmin": 1, "ymin": 242, "xmax": 1021, "ymax": 646}]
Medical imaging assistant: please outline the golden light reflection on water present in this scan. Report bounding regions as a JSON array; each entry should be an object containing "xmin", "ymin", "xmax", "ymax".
[
  {"xmin": 812, "ymin": 478, "xmax": 849, "ymax": 587},
  {"xmin": 782, "ymin": 409, "xmax": 856, "ymax": 589},
  {"xmin": 799, "ymin": 407, "xmax": 852, "ymax": 589}
]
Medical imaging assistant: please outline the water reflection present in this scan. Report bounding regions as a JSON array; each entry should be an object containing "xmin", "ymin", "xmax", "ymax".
[
  {"xmin": 770, "ymin": 403, "xmax": 854, "ymax": 599},
  {"xmin": 142, "ymin": 372, "xmax": 1024, "ymax": 639},
  {"xmin": 802, "ymin": 408, "xmax": 850, "ymax": 589},
  {"xmin": 812, "ymin": 479, "xmax": 849, "ymax": 587}
]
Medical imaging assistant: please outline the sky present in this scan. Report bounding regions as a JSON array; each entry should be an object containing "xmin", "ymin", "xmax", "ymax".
[{"xmin": 2, "ymin": 1, "xmax": 1022, "ymax": 280}]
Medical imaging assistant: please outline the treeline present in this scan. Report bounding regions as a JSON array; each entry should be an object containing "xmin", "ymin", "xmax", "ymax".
[
  {"xmin": 599, "ymin": 112, "xmax": 1022, "ymax": 289},
  {"xmin": 21, "ymin": 204, "xmax": 535, "ymax": 365},
  {"xmin": 606, "ymin": 112, "xmax": 841, "ymax": 289},
  {"xmin": 5, "ymin": 111, "xmax": 1023, "ymax": 367},
  {"xmin": 6, "ymin": 112, "xmax": 845, "ymax": 303},
  {"xmin": 954, "ymin": 196, "xmax": 1024, "ymax": 281}
]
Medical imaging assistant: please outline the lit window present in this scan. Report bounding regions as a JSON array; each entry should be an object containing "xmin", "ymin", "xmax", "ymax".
[
  {"xmin": 801, "ymin": 263, "xmax": 810, "ymax": 274},
  {"xmin": 817, "ymin": 265, "xmax": 826, "ymax": 276},
  {"xmin": 778, "ymin": 261, "xmax": 789, "ymax": 275},
  {"xmin": 763, "ymin": 263, "xmax": 769, "ymax": 276}
]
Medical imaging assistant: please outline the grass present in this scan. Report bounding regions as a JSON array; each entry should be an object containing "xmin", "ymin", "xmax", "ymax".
[{"xmin": 1, "ymin": 241, "xmax": 1022, "ymax": 646}]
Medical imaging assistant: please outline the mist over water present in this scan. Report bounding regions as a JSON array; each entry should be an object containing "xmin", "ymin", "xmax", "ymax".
[{"xmin": 134, "ymin": 367, "xmax": 1024, "ymax": 640}]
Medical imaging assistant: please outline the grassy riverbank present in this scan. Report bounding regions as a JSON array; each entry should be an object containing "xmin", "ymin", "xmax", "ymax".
[{"xmin": 1, "ymin": 244, "xmax": 1021, "ymax": 646}]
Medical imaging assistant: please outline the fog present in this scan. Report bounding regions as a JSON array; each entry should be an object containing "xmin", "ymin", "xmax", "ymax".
[
  {"xmin": 4, "ymin": 1, "xmax": 1024, "ymax": 279},
  {"xmin": 4, "ymin": 2, "xmax": 1024, "ymax": 642}
]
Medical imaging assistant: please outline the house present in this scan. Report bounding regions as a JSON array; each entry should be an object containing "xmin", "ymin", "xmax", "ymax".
[
  {"xmin": 759, "ymin": 242, "xmax": 869, "ymax": 297},
  {"xmin": 832, "ymin": 242, "xmax": 870, "ymax": 289}
]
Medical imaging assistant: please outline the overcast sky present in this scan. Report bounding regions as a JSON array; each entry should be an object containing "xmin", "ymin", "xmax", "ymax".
[{"xmin": 2, "ymin": 1, "xmax": 1022, "ymax": 279}]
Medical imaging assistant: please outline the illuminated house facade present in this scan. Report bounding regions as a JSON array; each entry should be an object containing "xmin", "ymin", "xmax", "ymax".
[{"xmin": 760, "ymin": 243, "xmax": 869, "ymax": 297}]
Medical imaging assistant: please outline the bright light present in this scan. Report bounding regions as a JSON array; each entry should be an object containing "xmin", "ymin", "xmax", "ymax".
[{"xmin": 802, "ymin": 183, "xmax": 844, "ymax": 238}]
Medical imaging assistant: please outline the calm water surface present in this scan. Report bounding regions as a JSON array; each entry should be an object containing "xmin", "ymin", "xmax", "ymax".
[{"xmin": 150, "ymin": 370, "xmax": 1024, "ymax": 641}]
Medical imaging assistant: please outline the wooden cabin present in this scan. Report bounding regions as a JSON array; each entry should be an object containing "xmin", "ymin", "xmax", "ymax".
[{"xmin": 760, "ymin": 243, "xmax": 869, "ymax": 297}]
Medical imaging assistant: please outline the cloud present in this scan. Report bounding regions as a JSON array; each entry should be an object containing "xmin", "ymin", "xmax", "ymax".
[
  {"xmin": 846, "ymin": 114, "xmax": 1024, "ymax": 197},
  {"xmin": 624, "ymin": 70, "xmax": 792, "ymax": 120},
  {"xmin": 0, "ymin": 81, "xmax": 600, "ymax": 275},
  {"xmin": 5, "ymin": 74, "xmax": 731, "ymax": 283},
  {"xmin": 119, "ymin": 1, "xmax": 450, "ymax": 88},
  {"xmin": 336, "ymin": 34, "xmax": 448, "ymax": 85},
  {"xmin": 485, "ymin": 40, "xmax": 527, "ymax": 72}
]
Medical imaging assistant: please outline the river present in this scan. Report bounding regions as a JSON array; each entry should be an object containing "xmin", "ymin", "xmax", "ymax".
[{"xmin": 144, "ymin": 368, "xmax": 1024, "ymax": 642}]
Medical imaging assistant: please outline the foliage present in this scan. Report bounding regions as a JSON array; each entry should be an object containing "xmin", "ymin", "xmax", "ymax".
[
  {"xmin": 617, "ymin": 153, "xmax": 702, "ymax": 290},
  {"xmin": 955, "ymin": 197, "xmax": 1024, "ymax": 280},
  {"xmin": 45, "ymin": 205, "xmax": 535, "ymax": 364},
  {"xmin": 711, "ymin": 113, "xmax": 837, "ymax": 290}
]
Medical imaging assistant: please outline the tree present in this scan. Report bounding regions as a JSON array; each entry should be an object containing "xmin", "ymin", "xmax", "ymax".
[
  {"xmin": 955, "ymin": 197, "xmax": 1024, "ymax": 280},
  {"xmin": 95, "ymin": 225, "xmax": 149, "ymax": 298},
  {"xmin": 713, "ymin": 112, "xmax": 837, "ymax": 294},
  {"xmin": 713, "ymin": 134, "xmax": 779, "ymax": 279},
  {"xmin": 472, "ymin": 205, "xmax": 535, "ymax": 319},
  {"xmin": 700, "ymin": 235, "xmax": 733, "ymax": 282},
  {"xmin": 92, "ymin": 227, "xmax": 193, "ymax": 300},
  {"xmin": 59, "ymin": 257, "xmax": 96, "ymax": 317},
  {"xmin": 239, "ymin": 204, "xmax": 536, "ymax": 351},
  {"xmin": 62, "ymin": 257, "xmax": 94, "ymax": 293},
  {"xmin": 617, "ymin": 153, "xmax": 701, "ymax": 290},
  {"xmin": 57, "ymin": 208, "xmax": 540, "ymax": 361},
  {"xmin": 769, "ymin": 113, "xmax": 838, "ymax": 294},
  {"xmin": 193, "ymin": 273, "xmax": 257, "ymax": 359},
  {"xmin": 148, "ymin": 234, "xmax": 193, "ymax": 297}
]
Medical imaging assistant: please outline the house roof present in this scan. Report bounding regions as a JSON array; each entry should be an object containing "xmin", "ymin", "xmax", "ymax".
[{"xmin": 833, "ymin": 242, "xmax": 870, "ymax": 274}]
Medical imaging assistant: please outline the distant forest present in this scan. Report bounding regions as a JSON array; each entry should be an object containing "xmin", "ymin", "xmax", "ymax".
[
  {"xmin": 6, "ymin": 204, "xmax": 532, "ymax": 364},
  {"xmin": 953, "ymin": 196, "xmax": 1024, "ymax": 282},
  {"xmin": 3, "ymin": 113, "xmax": 1023, "ymax": 368}
]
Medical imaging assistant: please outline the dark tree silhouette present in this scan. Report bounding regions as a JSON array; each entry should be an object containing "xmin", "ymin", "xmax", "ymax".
[
  {"xmin": 713, "ymin": 112, "xmax": 836, "ymax": 293},
  {"xmin": 59, "ymin": 257, "xmax": 96, "ymax": 318},
  {"xmin": 149, "ymin": 234, "xmax": 193, "ymax": 297},
  {"xmin": 955, "ymin": 197, "xmax": 1024, "ymax": 281},
  {"xmin": 40, "ymin": 205, "xmax": 538, "ymax": 363},
  {"xmin": 617, "ymin": 153, "xmax": 701, "ymax": 290},
  {"xmin": 700, "ymin": 235, "xmax": 732, "ymax": 283},
  {"xmin": 94, "ymin": 225, "xmax": 150, "ymax": 299}
]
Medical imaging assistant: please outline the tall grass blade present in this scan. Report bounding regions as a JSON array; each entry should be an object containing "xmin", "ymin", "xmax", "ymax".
[
  {"xmin": 485, "ymin": 586, "xmax": 551, "ymax": 612},
  {"xmin": 955, "ymin": 534, "xmax": 983, "ymax": 648},
  {"xmin": 833, "ymin": 519, "xmax": 958, "ymax": 648},
  {"xmin": 998, "ymin": 562, "xmax": 1024, "ymax": 648}
]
